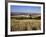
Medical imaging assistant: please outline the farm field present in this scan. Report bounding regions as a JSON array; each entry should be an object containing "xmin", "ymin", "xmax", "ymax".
[{"xmin": 11, "ymin": 17, "xmax": 41, "ymax": 31}]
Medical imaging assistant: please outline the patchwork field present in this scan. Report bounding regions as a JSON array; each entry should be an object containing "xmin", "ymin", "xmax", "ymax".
[{"xmin": 11, "ymin": 16, "xmax": 41, "ymax": 31}]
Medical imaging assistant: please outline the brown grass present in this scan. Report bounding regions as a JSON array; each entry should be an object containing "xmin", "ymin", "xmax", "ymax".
[{"xmin": 11, "ymin": 18, "xmax": 41, "ymax": 31}]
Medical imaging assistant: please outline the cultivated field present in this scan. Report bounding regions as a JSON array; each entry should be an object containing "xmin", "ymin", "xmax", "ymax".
[{"xmin": 11, "ymin": 16, "xmax": 41, "ymax": 31}]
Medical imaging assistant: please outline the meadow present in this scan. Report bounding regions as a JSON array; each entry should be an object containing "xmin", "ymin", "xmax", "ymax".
[{"xmin": 11, "ymin": 16, "xmax": 41, "ymax": 31}]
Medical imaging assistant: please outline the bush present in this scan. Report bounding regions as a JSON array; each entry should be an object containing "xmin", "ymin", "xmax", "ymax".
[{"xmin": 33, "ymin": 16, "xmax": 41, "ymax": 20}]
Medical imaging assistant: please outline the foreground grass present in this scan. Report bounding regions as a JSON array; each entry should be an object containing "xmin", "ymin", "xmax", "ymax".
[{"xmin": 11, "ymin": 18, "xmax": 41, "ymax": 31}]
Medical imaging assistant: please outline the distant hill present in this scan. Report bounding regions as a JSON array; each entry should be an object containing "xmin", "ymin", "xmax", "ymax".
[{"xmin": 11, "ymin": 12, "xmax": 41, "ymax": 16}]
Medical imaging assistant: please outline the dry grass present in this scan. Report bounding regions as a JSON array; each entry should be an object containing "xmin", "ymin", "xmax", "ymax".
[{"xmin": 11, "ymin": 18, "xmax": 41, "ymax": 31}]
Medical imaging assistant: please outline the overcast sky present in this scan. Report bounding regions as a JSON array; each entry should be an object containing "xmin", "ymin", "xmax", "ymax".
[{"xmin": 11, "ymin": 5, "xmax": 41, "ymax": 13}]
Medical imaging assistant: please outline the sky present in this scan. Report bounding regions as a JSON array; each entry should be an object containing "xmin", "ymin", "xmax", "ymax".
[{"xmin": 11, "ymin": 5, "xmax": 41, "ymax": 13}]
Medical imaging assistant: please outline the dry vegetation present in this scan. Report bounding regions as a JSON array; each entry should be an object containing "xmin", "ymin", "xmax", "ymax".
[{"xmin": 11, "ymin": 16, "xmax": 41, "ymax": 31}]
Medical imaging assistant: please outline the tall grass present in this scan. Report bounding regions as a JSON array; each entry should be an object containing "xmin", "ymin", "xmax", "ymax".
[{"xmin": 11, "ymin": 17, "xmax": 41, "ymax": 31}]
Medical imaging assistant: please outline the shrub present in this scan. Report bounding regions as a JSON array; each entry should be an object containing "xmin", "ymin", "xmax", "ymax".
[{"xmin": 33, "ymin": 16, "xmax": 41, "ymax": 20}]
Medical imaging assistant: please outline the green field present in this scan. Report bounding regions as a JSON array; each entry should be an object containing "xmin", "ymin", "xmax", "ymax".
[{"xmin": 11, "ymin": 16, "xmax": 41, "ymax": 31}]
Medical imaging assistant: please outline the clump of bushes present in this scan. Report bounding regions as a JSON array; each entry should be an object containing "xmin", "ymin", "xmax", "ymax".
[
  {"xmin": 11, "ymin": 16, "xmax": 32, "ymax": 20},
  {"xmin": 33, "ymin": 16, "xmax": 41, "ymax": 20},
  {"xmin": 11, "ymin": 16, "xmax": 41, "ymax": 20}
]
